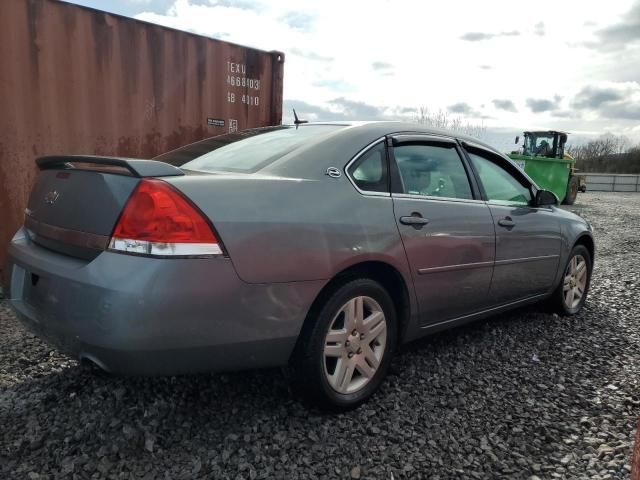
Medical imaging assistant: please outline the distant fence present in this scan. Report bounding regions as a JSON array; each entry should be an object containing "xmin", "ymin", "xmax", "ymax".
[{"xmin": 585, "ymin": 173, "xmax": 640, "ymax": 192}]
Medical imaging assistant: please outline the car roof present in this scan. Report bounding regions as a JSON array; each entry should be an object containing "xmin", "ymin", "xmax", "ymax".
[
  {"xmin": 271, "ymin": 121, "xmax": 540, "ymax": 190},
  {"xmin": 285, "ymin": 121, "xmax": 505, "ymax": 157}
]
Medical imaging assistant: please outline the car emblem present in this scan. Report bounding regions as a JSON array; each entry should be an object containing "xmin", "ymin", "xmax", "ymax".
[
  {"xmin": 325, "ymin": 167, "xmax": 342, "ymax": 178},
  {"xmin": 44, "ymin": 190, "xmax": 60, "ymax": 205}
]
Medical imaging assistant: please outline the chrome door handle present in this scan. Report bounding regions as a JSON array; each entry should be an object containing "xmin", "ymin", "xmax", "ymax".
[
  {"xmin": 399, "ymin": 215, "xmax": 430, "ymax": 226},
  {"xmin": 498, "ymin": 217, "xmax": 515, "ymax": 228}
]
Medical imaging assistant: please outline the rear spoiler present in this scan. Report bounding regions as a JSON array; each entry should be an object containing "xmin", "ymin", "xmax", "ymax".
[{"xmin": 36, "ymin": 155, "xmax": 184, "ymax": 177}]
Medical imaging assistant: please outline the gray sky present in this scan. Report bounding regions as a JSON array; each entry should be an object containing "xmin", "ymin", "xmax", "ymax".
[{"xmin": 67, "ymin": 0, "xmax": 640, "ymax": 147}]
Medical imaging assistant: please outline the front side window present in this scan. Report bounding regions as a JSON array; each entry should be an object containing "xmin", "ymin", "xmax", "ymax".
[
  {"xmin": 466, "ymin": 149, "xmax": 532, "ymax": 206},
  {"xmin": 393, "ymin": 143, "xmax": 473, "ymax": 199},
  {"xmin": 347, "ymin": 142, "xmax": 388, "ymax": 193}
]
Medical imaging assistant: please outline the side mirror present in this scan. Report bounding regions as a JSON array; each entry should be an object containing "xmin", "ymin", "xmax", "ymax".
[
  {"xmin": 535, "ymin": 189, "xmax": 558, "ymax": 207},
  {"xmin": 515, "ymin": 135, "xmax": 520, "ymax": 144}
]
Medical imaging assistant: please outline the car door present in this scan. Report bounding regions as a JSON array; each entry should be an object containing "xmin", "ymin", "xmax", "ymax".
[
  {"xmin": 389, "ymin": 135, "xmax": 495, "ymax": 325},
  {"xmin": 462, "ymin": 143, "xmax": 562, "ymax": 304}
]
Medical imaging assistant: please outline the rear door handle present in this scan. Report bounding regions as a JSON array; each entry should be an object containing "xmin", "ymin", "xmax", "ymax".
[
  {"xmin": 498, "ymin": 217, "xmax": 515, "ymax": 228},
  {"xmin": 399, "ymin": 215, "xmax": 430, "ymax": 226}
]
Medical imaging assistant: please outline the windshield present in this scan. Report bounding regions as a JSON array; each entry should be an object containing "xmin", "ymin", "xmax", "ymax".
[
  {"xmin": 155, "ymin": 125, "xmax": 346, "ymax": 173},
  {"xmin": 524, "ymin": 132, "xmax": 555, "ymax": 157}
]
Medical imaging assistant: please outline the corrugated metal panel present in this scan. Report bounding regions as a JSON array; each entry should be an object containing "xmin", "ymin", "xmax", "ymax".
[
  {"xmin": 612, "ymin": 184, "xmax": 638, "ymax": 192},
  {"xmin": 586, "ymin": 175, "xmax": 616, "ymax": 183},
  {"xmin": 0, "ymin": 0, "xmax": 284, "ymax": 274},
  {"xmin": 584, "ymin": 174, "xmax": 640, "ymax": 192},
  {"xmin": 615, "ymin": 175, "xmax": 639, "ymax": 185}
]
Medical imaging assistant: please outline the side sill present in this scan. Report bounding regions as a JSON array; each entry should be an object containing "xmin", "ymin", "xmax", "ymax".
[{"xmin": 412, "ymin": 293, "xmax": 548, "ymax": 339}]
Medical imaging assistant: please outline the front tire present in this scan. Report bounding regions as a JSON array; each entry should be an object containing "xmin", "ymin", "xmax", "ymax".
[
  {"xmin": 290, "ymin": 278, "xmax": 397, "ymax": 411},
  {"xmin": 550, "ymin": 245, "xmax": 592, "ymax": 315}
]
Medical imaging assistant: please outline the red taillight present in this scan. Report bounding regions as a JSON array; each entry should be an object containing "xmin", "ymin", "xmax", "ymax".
[{"xmin": 109, "ymin": 179, "xmax": 222, "ymax": 257}]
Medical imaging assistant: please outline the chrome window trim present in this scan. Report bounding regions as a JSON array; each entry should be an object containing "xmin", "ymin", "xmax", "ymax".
[
  {"xmin": 344, "ymin": 137, "xmax": 390, "ymax": 197},
  {"xmin": 485, "ymin": 200, "xmax": 555, "ymax": 211},
  {"xmin": 485, "ymin": 200, "xmax": 532, "ymax": 208},
  {"xmin": 391, "ymin": 193, "xmax": 485, "ymax": 205}
]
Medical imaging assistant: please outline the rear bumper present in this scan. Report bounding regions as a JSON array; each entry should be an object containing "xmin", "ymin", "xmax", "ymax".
[{"xmin": 6, "ymin": 228, "xmax": 323, "ymax": 375}]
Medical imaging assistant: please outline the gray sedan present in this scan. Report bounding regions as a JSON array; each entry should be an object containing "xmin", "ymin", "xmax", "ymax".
[{"xmin": 4, "ymin": 122, "xmax": 594, "ymax": 410}]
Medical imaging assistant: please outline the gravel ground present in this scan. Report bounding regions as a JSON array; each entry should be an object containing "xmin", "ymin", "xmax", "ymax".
[{"xmin": 1, "ymin": 191, "xmax": 639, "ymax": 480}]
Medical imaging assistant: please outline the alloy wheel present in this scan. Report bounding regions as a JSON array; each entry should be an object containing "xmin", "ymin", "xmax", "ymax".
[
  {"xmin": 563, "ymin": 254, "xmax": 588, "ymax": 309},
  {"xmin": 323, "ymin": 296, "xmax": 387, "ymax": 394}
]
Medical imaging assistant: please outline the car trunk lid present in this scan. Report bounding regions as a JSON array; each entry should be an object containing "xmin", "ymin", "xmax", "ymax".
[{"xmin": 25, "ymin": 156, "xmax": 183, "ymax": 259}]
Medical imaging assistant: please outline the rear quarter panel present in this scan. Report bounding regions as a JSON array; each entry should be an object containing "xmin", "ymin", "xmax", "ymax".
[
  {"xmin": 166, "ymin": 173, "xmax": 409, "ymax": 285},
  {"xmin": 165, "ymin": 124, "xmax": 421, "ymax": 345}
]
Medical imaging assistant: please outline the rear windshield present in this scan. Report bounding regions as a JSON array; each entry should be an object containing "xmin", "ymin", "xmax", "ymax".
[{"xmin": 155, "ymin": 125, "xmax": 346, "ymax": 173}]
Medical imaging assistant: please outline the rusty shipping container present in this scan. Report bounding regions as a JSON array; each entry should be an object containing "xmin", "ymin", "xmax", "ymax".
[{"xmin": 0, "ymin": 0, "xmax": 285, "ymax": 276}]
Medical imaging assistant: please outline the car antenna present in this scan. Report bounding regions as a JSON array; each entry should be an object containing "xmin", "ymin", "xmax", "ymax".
[{"xmin": 293, "ymin": 109, "xmax": 308, "ymax": 129}]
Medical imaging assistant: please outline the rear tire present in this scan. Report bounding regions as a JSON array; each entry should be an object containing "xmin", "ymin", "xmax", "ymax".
[
  {"xmin": 549, "ymin": 245, "xmax": 592, "ymax": 315},
  {"xmin": 563, "ymin": 176, "xmax": 579, "ymax": 205},
  {"xmin": 289, "ymin": 278, "xmax": 397, "ymax": 411}
]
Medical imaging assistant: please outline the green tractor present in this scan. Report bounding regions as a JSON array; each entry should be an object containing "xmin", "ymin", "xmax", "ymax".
[{"xmin": 508, "ymin": 130, "xmax": 586, "ymax": 205}]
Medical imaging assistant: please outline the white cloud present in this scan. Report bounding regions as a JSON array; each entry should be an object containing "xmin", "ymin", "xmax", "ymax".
[{"xmin": 131, "ymin": 0, "xmax": 640, "ymax": 142}]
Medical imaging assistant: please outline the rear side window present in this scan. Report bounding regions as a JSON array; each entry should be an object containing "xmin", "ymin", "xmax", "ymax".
[
  {"xmin": 347, "ymin": 143, "xmax": 388, "ymax": 193},
  {"xmin": 155, "ymin": 125, "xmax": 345, "ymax": 173},
  {"xmin": 393, "ymin": 143, "xmax": 473, "ymax": 199},
  {"xmin": 466, "ymin": 149, "xmax": 532, "ymax": 206}
]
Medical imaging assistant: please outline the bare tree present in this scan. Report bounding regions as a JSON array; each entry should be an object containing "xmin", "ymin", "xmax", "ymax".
[
  {"xmin": 567, "ymin": 133, "xmax": 640, "ymax": 173},
  {"xmin": 413, "ymin": 107, "xmax": 487, "ymax": 140}
]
